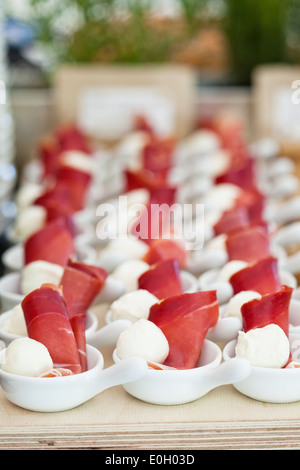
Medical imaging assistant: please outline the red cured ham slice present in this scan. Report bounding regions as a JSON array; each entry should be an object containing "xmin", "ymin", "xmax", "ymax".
[
  {"xmin": 213, "ymin": 206, "xmax": 250, "ymax": 236},
  {"xmin": 235, "ymin": 189, "xmax": 265, "ymax": 225},
  {"xmin": 142, "ymin": 138, "xmax": 174, "ymax": 178},
  {"xmin": 215, "ymin": 157, "xmax": 257, "ymax": 193},
  {"xmin": 138, "ymin": 259, "xmax": 183, "ymax": 300},
  {"xmin": 129, "ymin": 202, "xmax": 173, "ymax": 244},
  {"xmin": 60, "ymin": 261, "xmax": 108, "ymax": 371},
  {"xmin": 148, "ymin": 291, "xmax": 219, "ymax": 369},
  {"xmin": 55, "ymin": 166, "xmax": 92, "ymax": 211},
  {"xmin": 134, "ymin": 114, "xmax": 155, "ymax": 135},
  {"xmin": 125, "ymin": 168, "xmax": 167, "ymax": 192},
  {"xmin": 143, "ymin": 238, "xmax": 187, "ymax": 268},
  {"xmin": 225, "ymin": 225, "xmax": 271, "ymax": 264},
  {"xmin": 38, "ymin": 137, "xmax": 61, "ymax": 177},
  {"xmin": 55, "ymin": 124, "xmax": 91, "ymax": 154},
  {"xmin": 125, "ymin": 168, "xmax": 176, "ymax": 205},
  {"xmin": 230, "ymin": 256, "xmax": 281, "ymax": 296},
  {"xmin": 24, "ymin": 218, "xmax": 75, "ymax": 267},
  {"xmin": 149, "ymin": 185, "xmax": 177, "ymax": 206},
  {"xmin": 21, "ymin": 284, "xmax": 82, "ymax": 374},
  {"xmin": 34, "ymin": 184, "xmax": 76, "ymax": 218},
  {"xmin": 241, "ymin": 285, "xmax": 293, "ymax": 337}
]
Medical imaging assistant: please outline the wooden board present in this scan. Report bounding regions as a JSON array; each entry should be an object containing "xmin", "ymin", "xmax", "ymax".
[
  {"xmin": 252, "ymin": 64, "xmax": 300, "ymax": 146},
  {"xmin": 53, "ymin": 64, "xmax": 197, "ymax": 142},
  {"xmin": 1, "ymin": 306, "xmax": 300, "ymax": 450}
]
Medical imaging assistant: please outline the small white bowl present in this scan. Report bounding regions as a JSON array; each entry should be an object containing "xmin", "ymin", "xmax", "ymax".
[
  {"xmin": 112, "ymin": 341, "xmax": 250, "ymax": 405},
  {"xmin": 198, "ymin": 268, "xmax": 297, "ymax": 305},
  {"xmin": 211, "ymin": 297, "xmax": 300, "ymax": 342},
  {"xmin": 6, "ymin": 219, "xmax": 95, "ymax": 248},
  {"xmin": 0, "ymin": 346, "xmax": 148, "ymax": 412},
  {"xmin": 0, "ymin": 272, "xmax": 126, "ymax": 312},
  {"xmin": 185, "ymin": 249, "xmax": 228, "ymax": 275},
  {"xmin": 223, "ymin": 333, "xmax": 300, "ymax": 403},
  {"xmin": 206, "ymin": 304, "xmax": 242, "ymax": 343},
  {"xmin": 0, "ymin": 272, "xmax": 23, "ymax": 311},
  {"xmin": 289, "ymin": 298, "xmax": 300, "ymax": 334},
  {"xmin": 0, "ymin": 308, "xmax": 98, "ymax": 347},
  {"xmin": 1, "ymin": 243, "xmax": 96, "ymax": 273}
]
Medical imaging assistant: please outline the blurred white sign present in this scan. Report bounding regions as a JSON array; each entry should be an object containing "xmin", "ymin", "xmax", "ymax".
[
  {"xmin": 77, "ymin": 86, "xmax": 175, "ymax": 140},
  {"xmin": 272, "ymin": 85, "xmax": 300, "ymax": 141},
  {"xmin": 0, "ymin": 80, "xmax": 6, "ymax": 104}
]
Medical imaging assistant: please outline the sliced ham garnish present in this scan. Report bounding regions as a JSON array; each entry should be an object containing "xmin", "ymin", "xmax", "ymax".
[
  {"xmin": 142, "ymin": 138, "xmax": 174, "ymax": 179},
  {"xmin": 129, "ymin": 201, "xmax": 172, "ymax": 244},
  {"xmin": 241, "ymin": 285, "xmax": 293, "ymax": 337},
  {"xmin": 143, "ymin": 238, "xmax": 187, "ymax": 268},
  {"xmin": 21, "ymin": 284, "xmax": 82, "ymax": 374},
  {"xmin": 55, "ymin": 166, "xmax": 92, "ymax": 212},
  {"xmin": 229, "ymin": 256, "xmax": 281, "ymax": 296},
  {"xmin": 34, "ymin": 184, "xmax": 76, "ymax": 218},
  {"xmin": 38, "ymin": 136, "xmax": 61, "ymax": 177},
  {"xmin": 24, "ymin": 218, "xmax": 75, "ymax": 267},
  {"xmin": 213, "ymin": 206, "xmax": 250, "ymax": 236},
  {"xmin": 60, "ymin": 260, "xmax": 108, "ymax": 371},
  {"xmin": 125, "ymin": 168, "xmax": 167, "ymax": 192},
  {"xmin": 148, "ymin": 291, "xmax": 219, "ymax": 369},
  {"xmin": 138, "ymin": 258, "xmax": 183, "ymax": 300},
  {"xmin": 215, "ymin": 157, "xmax": 257, "ymax": 193},
  {"xmin": 55, "ymin": 124, "xmax": 91, "ymax": 154},
  {"xmin": 225, "ymin": 225, "xmax": 271, "ymax": 264}
]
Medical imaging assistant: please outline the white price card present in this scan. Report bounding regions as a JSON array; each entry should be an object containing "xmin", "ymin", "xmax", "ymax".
[
  {"xmin": 272, "ymin": 86, "xmax": 300, "ymax": 142},
  {"xmin": 77, "ymin": 86, "xmax": 175, "ymax": 140}
]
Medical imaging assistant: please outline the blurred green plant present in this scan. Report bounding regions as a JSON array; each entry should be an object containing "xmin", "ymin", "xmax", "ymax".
[
  {"xmin": 223, "ymin": 0, "xmax": 291, "ymax": 85},
  {"xmin": 6, "ymin": 0, "xmax": 299, "ymax": 85},
  {"xmin": 21, "ymin": 0, "xmax": 210, "ymax": 65}
]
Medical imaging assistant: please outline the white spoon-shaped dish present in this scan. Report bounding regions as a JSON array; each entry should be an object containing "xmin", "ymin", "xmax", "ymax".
[
  {"xmin": 0, "ymin": 308, "xmax": 131, "ymax": 349},
  {"xmin": 112, "ymin": 340, "xmax": 251, "ymax": 405},
  {"xmin": 0, "ymin": 271, "xmax": 127, "ymax": 312},
  {"xmin": 206, "ymin": 304, "xmax": 242, "ymax": 343},
  {"xmin": 198, "ymin": 268, "xmax": 297, "ymax": 305},
  {"xmin": 1, "ymin": 243, "xmax": 96, "ymax": 273},
  {"xmin": 0, "ymin": 346, "xmax": 148, "ymax": 412},
  {"xmin": 213, "ymin": 298, "xmax": 300, "ymax": 340},
  {"xmin": 223, "ymin": 333, "xmax": 300, "ymax": 403}
]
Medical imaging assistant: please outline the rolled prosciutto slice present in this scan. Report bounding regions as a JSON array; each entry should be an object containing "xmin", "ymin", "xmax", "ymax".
[
  {"xmin": 143, "ymin": 238, "xmax": 187, "ymax": 268},
  {"xmin": 24, "ymin": 218, "xmax": 75, "ymax": 267},
  {"xmin": 138, "ymin": 258, "xmax": 183, "ymax": 300},
  {"xmin": 142, "ymin": 138, "xmax": 174, "ymax": 178},
  {"xmin": 55, "ymin": 124, "xmax": 91, "ymax": 154},
  {"xmin": 38, "ymin": 136, "xmax": 61, "ymax": 177},
  {"xmin": 22, "ymin": 284, "xmax": 82, "ymax": 374},
  {"xmin": 60, "ymin": 260, "xmax": 108, "ymax": 371},
  {"xmin": 241, "ymin": 285, "xmax": 293, "ymax": 337},
  {"xmin": 55, "ymin": 165, "xmax": 92, "ymax": 212},
  {"xmin": 148, "ymin": 291, "xmax": 219, "ymax": 369},
  {"xmin": 225, "ymin": 225, "xmax": 271, "ymax": 264},
  {"xmin": 213, "ymin": 206, "xmax": 250, "ymax": 236},
  {"xmin": 125, "ymin": 168, "xmax": 167, "ymax": 192},
  {"xmin": 230, "ymin": 256, "xmax": 281, "ymax": 296},
  {"xmin": 215, "ymin": 157, "xmax": 257, "ymax": 193},
  {"xmin": 129, "ymin": 201, "xmax": 172, "ymax": 244}
]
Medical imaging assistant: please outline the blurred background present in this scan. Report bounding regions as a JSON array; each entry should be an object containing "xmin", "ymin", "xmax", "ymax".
[{"xmin": 1, "ymin": 0, "xmax": 300, "ymax": 243}]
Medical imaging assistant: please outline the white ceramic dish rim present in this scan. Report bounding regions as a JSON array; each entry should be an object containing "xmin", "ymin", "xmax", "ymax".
[
  {"xmin": 0, "ymin": 308, "xmax": 98, "ymax": 345},
  {"xmin": 223, "ymin": 333, "xmax": 300, "ymax": 376},
  {"xmin": 1, "ymin": 243, "xmax": 96, "ymax": 272}
]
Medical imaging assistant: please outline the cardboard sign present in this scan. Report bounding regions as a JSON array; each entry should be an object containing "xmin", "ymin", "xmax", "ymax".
[
  {"xmin": 54, "ymin": 64, "xmax": 197, "ymax": 141},
  {"xmin": 253, "ymin": 64, "xmax": 300, "ymax": 143}
]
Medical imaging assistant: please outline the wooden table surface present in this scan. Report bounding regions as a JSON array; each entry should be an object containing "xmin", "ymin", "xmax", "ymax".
[
  {"xmin": 1, "ymin": 307, "xmax": 300, "ymax": 451},
  {"xmin": 1, "ymin": 151, "xmax": 300, "ymax": 451}
]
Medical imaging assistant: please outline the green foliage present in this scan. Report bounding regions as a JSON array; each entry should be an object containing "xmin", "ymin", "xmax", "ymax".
[
  {"xmin": 24, "ymin": 0, "xmax": 205, "ymax": 65},
  {"xmin": 223, "ymin": 0, "xmax": 291, "ymax": 84}
]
